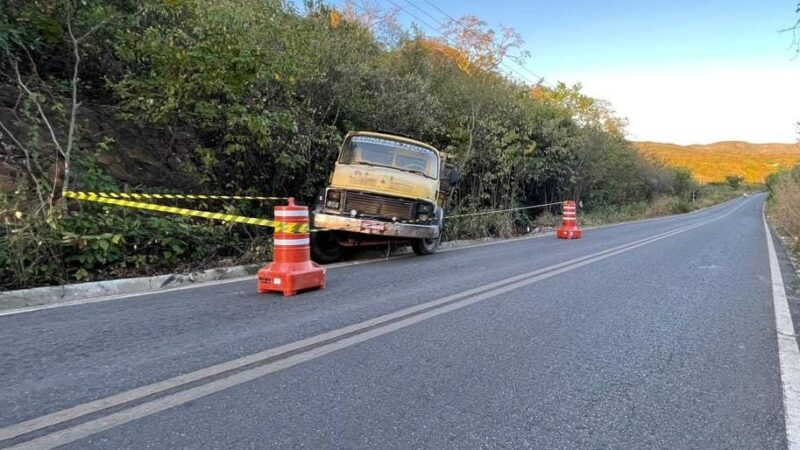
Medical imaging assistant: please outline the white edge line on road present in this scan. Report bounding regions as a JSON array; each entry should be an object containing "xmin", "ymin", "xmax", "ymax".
[
  {"xmin": 763, "ymin": 202, "xmax": 800, "ymax": 450},
  {"xmin": 6, "ymin": 204, "xmax": 735, "ymax": 450},
  {"xmin": 0, "ymin": 195, "xmax": 750, "ymax": 318}
]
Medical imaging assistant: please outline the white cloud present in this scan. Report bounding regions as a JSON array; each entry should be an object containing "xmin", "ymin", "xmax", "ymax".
[{"xmin": 553, "ymin": 61, "xmax": 800, "ymax": 145}]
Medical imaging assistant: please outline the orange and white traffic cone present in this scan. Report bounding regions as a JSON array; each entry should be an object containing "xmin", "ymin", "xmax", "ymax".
[
  {"xmin": 556, "ymin": 200, "xmax": 582, "ymax": 239},
  {"xmin": 257, "ymin": 198, "xmax": 326, "ymax": 296}
]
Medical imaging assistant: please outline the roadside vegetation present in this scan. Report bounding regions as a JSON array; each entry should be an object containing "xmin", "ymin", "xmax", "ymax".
[
  {"xmin": 767, "ymin": 165, "xmax": 800, "ymax": 255},
  {"xmin": 544, "ymin": 179, "xmax": 754, "ymax": 229},
  {"xmin": 0, "ymin": 0, "xmax": 757, "ymax": 289}
]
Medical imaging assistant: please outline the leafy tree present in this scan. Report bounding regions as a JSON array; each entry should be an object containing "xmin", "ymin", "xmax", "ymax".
[
  {"xmin": 440, "ymin": 15, "xmax": 529, "ymax": 74},
  {"xmin": 725, "ymin": 175, "xmax": 744, "ymax": 189},
  {"xmin": 531, "ymin": 82, "xmax": 628, "ymax": 135},
  {"xmin": 1, "ymin": 0, "xmax": 696, "ymax": 288},
  {"xmin": 672, "ymin": 168, "xmax": 697, "ymax": 198}
]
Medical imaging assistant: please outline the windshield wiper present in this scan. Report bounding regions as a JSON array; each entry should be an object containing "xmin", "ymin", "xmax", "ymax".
[
  {"xmin": 351, "ymin": 161, "xmax": 432, "ymax": 178},
  {"xmin": 352, "ymin": 161, "xmax": 393, "ymax": 169},
  {"xmin": 397, "ymin": 167, "xmax": 426, "ymax": 176}
]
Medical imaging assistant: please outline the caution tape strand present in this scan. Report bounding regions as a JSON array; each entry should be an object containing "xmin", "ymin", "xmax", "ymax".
[
  {"xmin": 65, "ymin": 191, "xmax": 287, "ymax": 201},
  {"xmin": 65, "ymin": 191, "xmax": 568, "ymax": 234},
  {"xmin": 446, "ymin": 201, "xmax": 567, "ymax": 219},
  {"xmin": 64, "ymin": 192, "xmax": 308, "ymax": 233},
  {"xmin": 397, "ymin": 200, "xmax": 568, "ymax": 224}
]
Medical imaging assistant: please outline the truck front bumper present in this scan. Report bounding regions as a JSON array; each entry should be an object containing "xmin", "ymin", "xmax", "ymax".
[{"xmin": 312, "ymin": 213, "xmax": 439, "ymax": 239}]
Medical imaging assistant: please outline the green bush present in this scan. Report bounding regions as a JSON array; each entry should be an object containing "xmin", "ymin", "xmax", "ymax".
[
  {"xmin": 725, "ymin": 175, "xmax": 745, "ymax": 189},
  {"xmin": 1, "ymin": 197, "xmax": 273, "ymax": 288},
  {"xmin": 768, "ymin": 165, "xmax": 800, "ymax": 254},
  {"xmin": 669, "ymin": 200, "xmax": 693, "ymax": 214},
  {"xmin": 1, "ymin": 0, "xmax": 713, "ymax": 289},
  {"xmin": 1, "ymin": 157, "xmax": 273, "ymax": 289},
  {"xmin": 578, "ymin": 201, "xmax": 649, "ymax": 226}
]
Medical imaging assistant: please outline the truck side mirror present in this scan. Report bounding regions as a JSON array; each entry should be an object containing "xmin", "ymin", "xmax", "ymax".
[{"xmin": 448, "ymin": 168, "xmax": 461, "ymax": 187}]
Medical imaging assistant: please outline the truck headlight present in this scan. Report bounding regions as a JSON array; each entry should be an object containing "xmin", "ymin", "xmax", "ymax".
[
  {"xmin": 416, "ymin": 202, "xmax": 433, "ymax": 219},
  {"xmin": 325, "ymin": 190, "xmax": 341, "ymax": 210}
]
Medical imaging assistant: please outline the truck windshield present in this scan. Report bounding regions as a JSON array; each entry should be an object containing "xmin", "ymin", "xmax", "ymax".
[{"xmin": 340, "ymin": 135, "xmax": 439, "ymax": 179}]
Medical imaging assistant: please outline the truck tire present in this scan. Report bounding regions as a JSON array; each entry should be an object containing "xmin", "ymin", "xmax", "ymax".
[
  {"xmin": 310, "ymin": 231, "xmax": 342, "ymax": 263},
  {"xmin": 412, "ymin": 208, "xmax": 443, "ymax": 256},
  {"xmin": 411, "ymin": 237, "xmax": 439, "ymax": 255}
]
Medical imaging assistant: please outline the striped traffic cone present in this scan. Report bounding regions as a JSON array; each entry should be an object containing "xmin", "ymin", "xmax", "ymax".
[
  {"xmin": 556, "ymin": 200, "xmax": 582, "ymax": 239},
  {"xmin": 258, "ymin": 198, "xmax": 326, "ymax": 296}
]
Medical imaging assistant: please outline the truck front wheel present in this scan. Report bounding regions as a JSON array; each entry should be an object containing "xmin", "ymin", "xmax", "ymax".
[
  {"xmin": 411, "ymin": 236, "xmax": 440, "ymax": 255},
  {"xmin": 412, "ymin": 209, "xmax": 443, "ymax": 256},
  {"xmin": 310, "ymin": 231, "xmax": 342, "ymax": 263}
]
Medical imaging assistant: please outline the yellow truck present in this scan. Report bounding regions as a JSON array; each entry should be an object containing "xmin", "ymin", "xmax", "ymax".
[{"xmin": 311, "ymin": 131, "xmax": 459, "ymax": 263}]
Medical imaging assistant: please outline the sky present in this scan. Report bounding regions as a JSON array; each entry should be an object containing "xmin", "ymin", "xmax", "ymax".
[{"xmin": 300, "ymin": 0, "xmax": 800, "ymax": 145}]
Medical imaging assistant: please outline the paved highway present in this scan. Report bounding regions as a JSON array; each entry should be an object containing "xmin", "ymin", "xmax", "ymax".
[{"xmin": 1, "ymin": 194, "xmax": 799, "ymax": 449}]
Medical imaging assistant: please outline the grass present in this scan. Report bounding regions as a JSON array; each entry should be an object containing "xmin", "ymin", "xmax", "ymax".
[
  {"xmin": 580, "ymin": 184, "xmax": 751, "ymax": 227},
  {"xmin": 767, "ymin": 169, "xmax": 800, "ymax": 256},
  {"xmin": 440, "ymin": 184, "xmax": 751, "ymax": 243}
]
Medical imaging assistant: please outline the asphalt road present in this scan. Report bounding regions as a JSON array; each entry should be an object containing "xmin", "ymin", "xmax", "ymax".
[{"xmin": 2, "ymin": 194, "xmax": 799, "ymax": 449}]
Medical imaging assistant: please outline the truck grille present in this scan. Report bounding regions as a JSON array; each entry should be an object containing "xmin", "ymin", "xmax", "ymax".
[{"xmin": 343, "ymin": 191, "xmax": 416, "ymax": 220}]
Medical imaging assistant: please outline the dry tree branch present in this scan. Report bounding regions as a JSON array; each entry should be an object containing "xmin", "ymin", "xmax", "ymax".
[
  {"xmin": 7, "ymin": 54, "xmax": 65, "ymax": 158},
  {"xmin": 1, "ymin": 0, "xmax": 124, "ymax": 212},
  {"xmin": 6, "ymin": 49, "xmax": 63, "ymax": 212},
  {"xmin": 779, "ymin": 3, "xmax": 800, "ymax": 56},
  {"xmin": 57, "ymin": 1, "xmax": 128, "ymax": 204},
  {"xmin": 62, "ymin": 0, "xmax": 82, "ymax": 202},
  {"xmin": 0, "ymin": 120, "xmax": 47, "ymax": 213},
  {"xmin": 60, "ymin": 2, "xmax": 141, "ymax": 200}
]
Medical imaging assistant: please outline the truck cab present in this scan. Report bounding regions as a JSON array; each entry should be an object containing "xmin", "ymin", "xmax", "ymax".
[{"xmin": 311, "ymin": 131, "xmax": 458, "ymax": 263}]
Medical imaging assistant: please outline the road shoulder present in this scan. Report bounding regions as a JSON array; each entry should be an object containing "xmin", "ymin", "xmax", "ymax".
[
  {"xmin": 765, "ymin": 211, "xmax": 800, "ymax": 450},
  {"xmin": 769, "ymin": 222, "xmax": 800, "ymax": 339}
]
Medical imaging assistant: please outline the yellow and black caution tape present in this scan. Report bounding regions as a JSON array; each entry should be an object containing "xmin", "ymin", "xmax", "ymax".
[
  {"xmin": 64, "ymin": 191, "xmax": 308, "ymax": 233},
  {"xmin": 71, "ymin": 191, "xmax": 286, "ymax": 201}
]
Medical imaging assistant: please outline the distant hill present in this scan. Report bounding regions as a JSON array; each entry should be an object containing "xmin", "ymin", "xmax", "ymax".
[{"xmin": 634, "ymin": 141, "xmax": 800, "ymax": 183}]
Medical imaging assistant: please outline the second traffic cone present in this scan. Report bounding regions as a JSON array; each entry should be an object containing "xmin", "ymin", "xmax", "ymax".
[
  {"xmin": 257, "ymin": 198, "xmax": 326, "ymax": 296},
  {"xmin": 557, "ymin": 200, "xmax": 582, "ymax": 239}
]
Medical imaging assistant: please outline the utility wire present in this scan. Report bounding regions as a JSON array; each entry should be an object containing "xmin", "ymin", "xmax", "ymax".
[
  {"xmin": 405, "ymin": 0, "xmax": 548, "ymax": 86},
  {"xmin": 400, "ymin": 0, "xmax": 444, "ymax": 26},
  {"xmin": 420, "ymin": 0, "xmax": 456, "ymax": 21},
  {"xmin": 349, "ymin": 0, "xmax": 544, "ymax": 85},
  {"xmin": 381, "ymin": 0, "xmax": 540, "ymax": 85},
  {"xmin": 382, "ymin": 0, "xmax": 443, "ymax": 36}
]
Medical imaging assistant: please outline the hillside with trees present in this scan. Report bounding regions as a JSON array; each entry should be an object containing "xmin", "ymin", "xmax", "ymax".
[
  {"xmin": 1, "ymin": 0, "xmax": 725, "ymax": 289},
  {"xmin": 635, "ymin": 141, "xmax": 800, "ymax": 183}
]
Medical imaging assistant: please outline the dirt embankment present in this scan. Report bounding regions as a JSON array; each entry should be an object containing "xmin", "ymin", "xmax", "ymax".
[{"xmin": 1, "ymin": 84, "xmax": 203, "ymax": 194}]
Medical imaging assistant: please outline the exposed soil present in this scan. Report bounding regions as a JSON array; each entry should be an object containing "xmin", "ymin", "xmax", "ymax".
[{"xmin": 0, "ymin": 83, "xmax": 203, "ymax": 193}]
